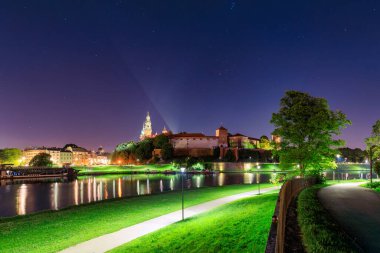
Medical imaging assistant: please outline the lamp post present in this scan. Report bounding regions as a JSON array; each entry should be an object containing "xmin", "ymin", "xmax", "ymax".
[
  {"xmin": 257, "ymin": 165, "xmax": 261, "ymax": 195},
  {"xmin": 180, "ymin": 167, "xmax": 186, "ymax": 220},
  {"xmin": 369, "ymin": 146, "xmax": 375, "ymax": 185}
]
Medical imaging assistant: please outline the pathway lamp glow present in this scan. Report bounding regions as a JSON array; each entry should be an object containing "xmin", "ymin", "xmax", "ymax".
[{"xmin": 180, "ymin": 167, "xmax": 186, "ymax": 221}]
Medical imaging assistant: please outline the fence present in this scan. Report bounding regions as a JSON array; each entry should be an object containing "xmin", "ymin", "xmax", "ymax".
[{"xmin": 265, "ymin": 177, "xmax": 317, "ymax": 253}]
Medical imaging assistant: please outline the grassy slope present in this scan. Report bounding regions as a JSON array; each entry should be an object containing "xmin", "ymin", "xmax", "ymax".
[
  {"xmin": 297, "ymin": 186, "xmax": 360, "ymax": 253},
  {"xmin": 0, "ymin": 184, "xmax": 276, "ymax": 253},
  {"xmin": 110, "ymin": 193, "xmax": 278, "ymax": 253}
]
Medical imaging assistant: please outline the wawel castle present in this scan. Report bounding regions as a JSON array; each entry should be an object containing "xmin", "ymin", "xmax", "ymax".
[{"xmin": 139, "ymin": 112, "xmax": 280, "ymax": 158}]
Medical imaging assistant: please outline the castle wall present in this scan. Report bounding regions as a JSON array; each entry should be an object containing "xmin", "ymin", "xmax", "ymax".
[
  {"xmin": 170, "ymin": 137, "xmax": 218, "ymax": 149},
  {"xmin": 173, "ymin": 148, "xmax": 213, "ymax": 157}
]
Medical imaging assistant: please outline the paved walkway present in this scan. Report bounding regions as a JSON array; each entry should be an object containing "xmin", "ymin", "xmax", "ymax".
[
  {"xmin": 318, "ymin": 182, "xmax": 380, "ymax": 253},
  {"xmin": 60, "ymin": 186, "xmax": 278, "ymax": 253}
]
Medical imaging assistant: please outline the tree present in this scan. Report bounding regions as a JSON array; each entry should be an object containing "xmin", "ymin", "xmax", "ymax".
[
  {"xmin": 224, "ymin": 149, "xmax": 236, "ymax": 162},
  {"xmin": 213, "ymin": 147, "xmax": 220, "ymax": 159},
  {"xmin": 135, "ymin": 139, "xmax": 154, "ymax": 161},
  {"xmin": 365, "ymin": 120, "xmax": 380, "ymax": 184},
  {"xmin": 259, "ymin": 136, "xmax": 272, "ymax": 150},
  {"xmin": 243, "ymin": 140, "xmax": 255, "ymax": 149},
  {"xmin": 111, "ymin": 151, "xmax": 128, "ymax": 165},
  {"xmin": 0, "ymin": 148, "xmax": 22, "ymax": 165},
  {"xmin": 29, "ymin": 153, "xmax": 53, "ymax": 167},
  {"xmin": 271, "ymin": 91, "xmax": 351, "ymax": 176},
  {"xmin": 153, "ymin": 134, "xmax": 169, "ymax": 149},
  {"xmin": 374, "ymin": 161, "xmax": 380, "ymax": 176},
  {"xmin": 161, "ymin": 143, "xmax": 173, "ymax": 161}
]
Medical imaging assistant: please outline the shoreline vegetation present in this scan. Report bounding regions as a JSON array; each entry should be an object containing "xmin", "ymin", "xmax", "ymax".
[
  {"xmin": 0, "ymin": 184, "xmax": 277, "ymax": 253},
  {"xmin": 73, "ymin": 163, "xmax": 371, "ymax": 176}
]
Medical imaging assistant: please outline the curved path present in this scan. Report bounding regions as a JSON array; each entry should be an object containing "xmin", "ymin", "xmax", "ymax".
[
  {"xmin": 318, "ymin": 182, "xmax": 380, "ymax": 253},
  {"xmin": 60, "ymin": 186, "xmax": 278, "ymax": 253}
]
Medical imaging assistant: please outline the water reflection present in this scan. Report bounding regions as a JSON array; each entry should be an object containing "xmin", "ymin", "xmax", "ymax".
[
  {"xmin": 16, "ymin": 184, "xmax": 27, "ymax": 215},
  {"xmin": 0, "ymin": 170, "xmax": 378, "ymax": 217}
]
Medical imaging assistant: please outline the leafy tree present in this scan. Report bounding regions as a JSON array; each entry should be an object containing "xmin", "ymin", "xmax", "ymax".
[
  {"xmin": 271, "ymin": 91, "xmax": 351, "ymax": 176},
  {"xmin": 365, "ymin": 120, "xmax": 380, "ymax": 183},
  {"xmin": 116, "ymin": 141, "xmax": 136, "ymax": 153},
  {"xmin": 125, "ymin": 141, "xmax": 137, "ymax": 153},
  {"xmin": 111, "ymin": 151, "xmax": 128, "ymax": 164},
  {"xmin": 29, "ymin": 153, "xmax": 53, "ymax": 167},
  {"xmin": 374, "ymin": 161, "xmax": 380, "ymax": 176},
  {"xmin": 161, "ymin": 143, "xmax": 173, "ymax": 161},
  {"xmin": 0, "ymin": 148, "xmax": 22, "ymax": 165},
  {"xmin": 238, "ymin": 149, "xmax": 259, "ymax": 161},
  {"xmin": 338, "ymin": 147, "xmax": 366, "ymax": 163},
  {"xmin": 185, "ymin": 156, "xmax": 197, "ymax": 169},
  {"xmin": 135, "ymin": 139, "xmax": 154, "ymax": 161},
  {"xmin": 243, "ymin": 140, "xmax": 255, "ymax": 149},
  {"xmin": 213, "ymin": 147, "xmax": 220, "ymax": 159},
  {"xmin": 259, "ymin": 136, "xmax": 272, "ymax": 150},
  {"xmin": 224, "ymin": 149, "xmax": 236, "ymax": 162},
  {"xmin": 153, "ymin": 134, "xmax": 169, "ymax": 149}
]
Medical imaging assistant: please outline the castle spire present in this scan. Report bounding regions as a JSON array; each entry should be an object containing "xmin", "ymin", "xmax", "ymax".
[{"xmin": 140, "ymin": 111, "xmax": 153, "ymax": 140}]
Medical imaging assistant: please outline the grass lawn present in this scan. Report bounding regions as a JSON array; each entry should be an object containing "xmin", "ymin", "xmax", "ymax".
[
  {"xmin": 109, "ymin": 192, "xmax": 278, "ymax": 253},
  {"xmin": 297, "ymin": 185, "xmax": 360, "ymax": 253},
  {"xmin": 325, "ymin": 179, "xmax": 370, "ymax": 185},
  {"xmin": 75, "ymin": 164, "xmax": 175, "ymax": 175},
  {"xmin": 0, "ymin": 183, "xmax": 277, "ymax": 253},
  {"xmin": 361, "ymin": 181, "xmax": 380, "ymax": 193}
]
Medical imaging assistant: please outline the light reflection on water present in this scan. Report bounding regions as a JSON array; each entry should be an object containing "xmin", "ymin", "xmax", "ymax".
[{"xmin": 0, "ymin": 170, "xmax": 377, "ymax": 217}]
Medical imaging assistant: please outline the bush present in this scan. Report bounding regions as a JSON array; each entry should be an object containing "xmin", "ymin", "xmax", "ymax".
[
  {"xmin": 238, "ymin": 149, "xmax": 259, "ymax": 161},
  {"xmin": 298, "ymin": 186, "xmax": 360, "ymax": 253},
  {"xmin": 161, "ymin": 143, "xmax": 173, "ymax": 161},
  {"xmin": 224, "ymin": 150, "xmax": 236, "ymax": 162},
  {"xmin": 29, "ymin": 153, "xmax": 53, "ymax": 167},
  {"xmin": 363, "ymin": 182, "xmax": 380, "ymax": 189}
]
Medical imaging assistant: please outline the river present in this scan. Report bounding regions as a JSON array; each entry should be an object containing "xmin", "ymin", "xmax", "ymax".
[{"xmin": 0, "ymin": 168, "xmax": 376, "ymax": 217}]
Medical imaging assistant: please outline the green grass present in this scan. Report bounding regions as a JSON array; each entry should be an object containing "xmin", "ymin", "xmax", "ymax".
[
  {"xmin": 325, "ymin": 179, "xmax": 369, "ymax": 185},
  {"xmin": 361, "ymin": 181, "xmax": 380, "ymax": 192},
  {"xmin": 75, "ymin": 163, "xmax": 371, "ymax": 176},
  {"xmin": 109, "ymin": 192, "xmax": 278, "ymax": 253},
  {"xmin": 0, "ymin": 183, "xmax": 276, "ymax": 253},
  {"xmin": 75, "ymin": 164, "xmax": 175, "ymax": 175},
  {"xmin": 297, "ymin": 185, "xmax": 360, "ymax": 253}
]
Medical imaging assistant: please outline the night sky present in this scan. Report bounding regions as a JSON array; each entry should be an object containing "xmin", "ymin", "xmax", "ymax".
[{"xmin": 1, "ymin": 1, "xmax": 380, "ymax": 151}]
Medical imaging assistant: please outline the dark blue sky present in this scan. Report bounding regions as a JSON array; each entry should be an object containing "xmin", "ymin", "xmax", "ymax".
[{"xmin": 1, "ymin": 0, "xmax": 379, "ymax": 151}]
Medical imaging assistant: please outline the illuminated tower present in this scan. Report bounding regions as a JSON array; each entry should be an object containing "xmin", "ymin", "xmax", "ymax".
[
  {"xmin": 140, "ymin": 112, "xmax": 153, "ymax": 140},
  {"xmin": 216, "ymin": 126, "xmax": 228, "ymax": 147}
]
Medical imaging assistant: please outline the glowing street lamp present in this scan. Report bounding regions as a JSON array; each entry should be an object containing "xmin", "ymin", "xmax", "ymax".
[{"xmin": 180, "ymin": 167, "xmax": 186, "ymax": 220}]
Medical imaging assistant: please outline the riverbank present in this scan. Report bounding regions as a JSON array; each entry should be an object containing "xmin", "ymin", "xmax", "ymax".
[
  {"xmin": 74, "ymin": 163, "xmax": 371, "ymax": 176},
  {"xmin": 110, "ymin": 192, "xmax": 278, "ymax": 253},
  {"xmin": 74, "ymin": 164, "xmax": 176, "ymax": 175},
  {"xmin": 0, "ymin": 183, "xmax": 277, "ymax": 253}
]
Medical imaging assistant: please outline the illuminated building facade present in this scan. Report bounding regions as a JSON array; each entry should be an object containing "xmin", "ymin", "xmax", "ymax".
[
  {"xmin": 140, "ymin": 112, "xmax": 154, "ymax": 140},
  {"xmin": 23, "ymin": 145, "xmax": 109, "ymax": 166}
]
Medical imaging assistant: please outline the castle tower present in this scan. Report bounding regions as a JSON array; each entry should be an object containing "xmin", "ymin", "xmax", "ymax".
[
  {"xmin": 216, "ymin": 126, "xmax": 228, "ymax": 147},
  {"xmin": 162, "ymin": 126, "xmax": 172, "ymax": 135},
  {"xmin": 140, "ymin": 112, "xmax": 153, "ymax": 140}
]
